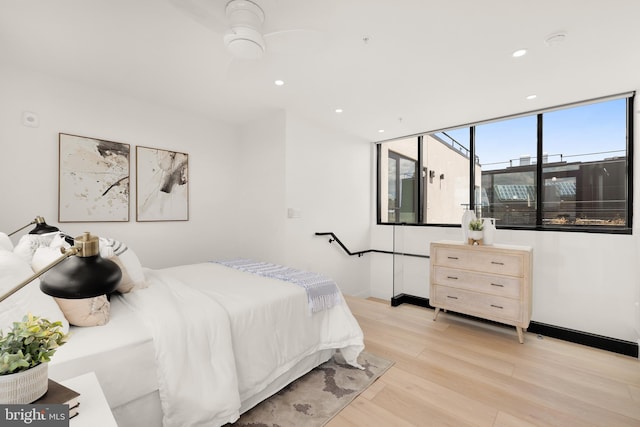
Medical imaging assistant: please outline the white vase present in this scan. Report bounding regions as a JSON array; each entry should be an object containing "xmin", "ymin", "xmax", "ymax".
[
  {"xmin": 482, "ymin": 218, "xmax": 496, "ymax": 245},
  {"xmin": 461, "ymin": 210, "xmax": 476, "ymax": 243},
  {"xmin": 0, "ymin": 362, "xmax": 48, "ymax": 404}
]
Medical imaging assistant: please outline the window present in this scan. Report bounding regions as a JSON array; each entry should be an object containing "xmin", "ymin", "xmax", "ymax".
[
  {"xmin": 423, "ymin": 129, "xmax": 471, "ymax": 224},
  {"xmin": 377, "ymin": 94, "xmax": 633, "ymax": 232},
  {"xmin": 379, "ymin": 138, "xmax": 419, "ymax": 224},
  {"xmin": 542, "ymin": 99, "xmax": 628, "ymax": 227},
  {"xmin": 476, "ymin": 115, "xmax": 537, "ymax": 227}
]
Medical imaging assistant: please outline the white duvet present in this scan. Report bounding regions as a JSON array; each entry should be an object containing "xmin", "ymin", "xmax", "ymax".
[{"xmin": 122, "ymin": 262, "xmax": 364, "ymax": 427}]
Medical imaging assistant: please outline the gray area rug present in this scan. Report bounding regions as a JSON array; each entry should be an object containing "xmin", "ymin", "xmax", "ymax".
[{"xmin": 230, "ymin": 351, "xmax": 394, "ymax": 427}]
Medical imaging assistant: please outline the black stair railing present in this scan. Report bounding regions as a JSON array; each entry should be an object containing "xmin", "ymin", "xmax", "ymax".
[{"xmin": 314, "ymin": 232, "xmax": 429, "ymax": 259}]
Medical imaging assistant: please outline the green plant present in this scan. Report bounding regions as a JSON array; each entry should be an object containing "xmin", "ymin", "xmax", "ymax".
[
  {"xmin": 0, "ymin": 314, "xmax": 68, "ymax": 375},
  {"xmin": 468, "ymin": 219, "xmax": 484, "ymax": 231}
]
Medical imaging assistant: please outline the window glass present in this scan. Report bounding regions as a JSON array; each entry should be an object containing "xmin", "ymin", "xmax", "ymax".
[
  {"xmin": 424, "ymin": 129, "xmax": 471, "ymax": 224},
  {"xmin": 376, "ymin": 94, "xmax": 631, "ymax": 232},
  {"xmin": 542, "ymin": 99, "xmax": 627, "ymax": 227},
  {"xmin": 476, "ymin": 116, "xmax": 537, "ymax": 226},
  {"xmin": 379, "ymin": 138, "xmax": 419, "ymax": 223}
]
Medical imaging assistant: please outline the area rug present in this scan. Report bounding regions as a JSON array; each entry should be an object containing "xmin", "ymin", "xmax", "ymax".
[{"xmin": 230, "ymin": 351, "xmax": 394, "ymax": 427}]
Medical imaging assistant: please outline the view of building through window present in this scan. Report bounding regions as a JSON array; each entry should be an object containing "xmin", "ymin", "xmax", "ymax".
[
  {"xmin": 378, "ymin": 95, "xmax": 631, "ymax": 231},
  {"xmin": 425, "ymin": 129, "xmax": 472, "ymax": 224},
  {"xmin": 541, "ymin": 100, "xmax": 627, "ymax": 227},
  {"xmin": 476, "ymin": 115, "xmax": 538, "ymax": 226},
  {"xmin": 380, "ymin": 138, "xmax": 419, "ymax": 224}
]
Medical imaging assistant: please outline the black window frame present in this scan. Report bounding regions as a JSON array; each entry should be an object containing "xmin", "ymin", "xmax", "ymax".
[
  {"xmin": 387, "ymin": 149, "xmax": 420, "ymax": 224},
  {"xmin": 376, "ymin": 93, "xmax": 634, "ymax": 234}
]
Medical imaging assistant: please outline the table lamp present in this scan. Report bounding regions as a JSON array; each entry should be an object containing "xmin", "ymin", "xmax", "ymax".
[
  {"xmin": 8, "ymin": 216, "xmax": 59, "ymax": 237},
  {"xmin": 0, "ymin": 232, "xmax": 122, "ymax": 303}
]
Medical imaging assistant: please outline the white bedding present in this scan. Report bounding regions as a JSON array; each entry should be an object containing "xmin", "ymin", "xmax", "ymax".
[
  {"xmin": 121, "ymin": 266, "xmax": 241, "ymax": 427},
  {"xmin": 48, "ymin": 294, "xmax": 158, "ymax": 411},
  {"xmin": 123, "ymin": 262, "xmax": 364, "ymax": 427}
]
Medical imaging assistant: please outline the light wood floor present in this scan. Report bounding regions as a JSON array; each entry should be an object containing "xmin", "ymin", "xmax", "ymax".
[{"xmin": 328, "ymin": 296, "xmax": 640, "ymax": 427}]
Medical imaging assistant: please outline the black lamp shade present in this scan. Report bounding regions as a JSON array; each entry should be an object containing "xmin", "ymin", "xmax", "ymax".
[
  {"xmin": 29, "ymin": 222, "xmax": 59, "ymax": 235},
  {"xmin": 39, "ymin": 255, "xmax": 122, "ymax": 299}
]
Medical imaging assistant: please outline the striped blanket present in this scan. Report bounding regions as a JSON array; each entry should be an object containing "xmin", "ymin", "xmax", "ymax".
[{"xmin": 214, "ymin": 259, "xmax": 342, "ymax": 313}]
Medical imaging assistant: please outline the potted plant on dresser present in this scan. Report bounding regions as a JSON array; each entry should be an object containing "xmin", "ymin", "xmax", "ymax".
[
  {"xmin": 468, "ymin": 219, "xmax": 484, "ymax": 245},
  {"xmin": 0, "ymin": 314, "xmax": 68, "ymax": 404}
]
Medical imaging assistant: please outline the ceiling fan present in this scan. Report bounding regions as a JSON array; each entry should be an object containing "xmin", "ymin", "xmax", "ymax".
[
  {"xmin": 170, "ymin": 0, "xmax": 329, "ymax": 61},
  {"xmin": 224, "ymin": 0, "xmax": 267, "ymax": 60}
]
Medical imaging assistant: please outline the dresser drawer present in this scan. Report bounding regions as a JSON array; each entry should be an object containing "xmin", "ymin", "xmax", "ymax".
[
  {"xmin": 432, "ymin": 285, "xmax": 522, "ymax": 322},
  {"xmin": 433, "ymin": 266, "xmax": 522, "ymax": 299},
  {"xmin": 434, "ymin": 246, "xmax": 524, "ymax": 277}
]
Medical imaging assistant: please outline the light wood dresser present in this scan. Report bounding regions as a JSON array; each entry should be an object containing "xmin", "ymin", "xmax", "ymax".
[{"xmin": 430, "ymin": 240, "xmax": 533, "ymax": 343}]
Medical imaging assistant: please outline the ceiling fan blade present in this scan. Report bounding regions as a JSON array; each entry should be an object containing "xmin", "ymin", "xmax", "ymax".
[
  {"xmin": 168, "ymin": 0, "xmax": 228, "ymax": 34},
  {"xmin": 264, "ymin": 28, "xmax": 327, "ymax": 56}
]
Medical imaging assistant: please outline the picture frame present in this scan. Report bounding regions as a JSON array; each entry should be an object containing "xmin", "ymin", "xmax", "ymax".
[
  {"xmin": 136, "ymin": 146, "xmax": 189, "ymax": 222},
  {"xmin": 58, "ymin": 133, "xmax": 130, "ymax": 222}
]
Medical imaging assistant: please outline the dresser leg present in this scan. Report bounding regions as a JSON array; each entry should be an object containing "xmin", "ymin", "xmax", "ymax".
[
  {"xmin": 516, "ymin": 326, "xmax": 524, "ymax": 344},
  {"xmin": 433, "ymin": 307, "xmax": 440, "ymax": 321}
]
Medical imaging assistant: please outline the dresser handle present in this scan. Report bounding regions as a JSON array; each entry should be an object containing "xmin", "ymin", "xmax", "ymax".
[
  {"xmin": 490, "ymin": 304, "xmax": 503, "ymax": 309},
  {"xmin": 447, "ymin": 276, "xmax": 458, "ymax": 280},
  {"xmin": 491, "ymin": 261, "xmax": 504, "ymax": 265},
  {"xmin": 490, "ymin": 283, "xmax": 504, "ymax": 287},
  {"xmin": 447, "ymin": 256, "xmax": 459, "ymax": 260},
  {"xmin": 447, "ymin": 296, "xmax": 458, "ymax": 300}
]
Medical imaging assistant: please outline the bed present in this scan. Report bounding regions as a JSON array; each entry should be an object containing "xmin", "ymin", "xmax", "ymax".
[{"xmin": 45, "ymin": 260, "xmax": 365, "ymax": 427}]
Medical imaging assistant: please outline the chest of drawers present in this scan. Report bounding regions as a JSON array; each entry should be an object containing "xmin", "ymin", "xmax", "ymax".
[{"xmin": 430, "ymin": 241, "xmax": 533, "ymax": 343}]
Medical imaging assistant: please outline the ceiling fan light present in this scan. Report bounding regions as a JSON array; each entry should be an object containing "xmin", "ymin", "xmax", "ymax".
[{"xmin": 224, "ymin": 27, "xmax": 266, "ymax": 60}]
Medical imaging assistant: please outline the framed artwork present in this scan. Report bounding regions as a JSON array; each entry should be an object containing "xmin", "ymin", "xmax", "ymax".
[
  {"xmin": 136, "ymin": 146, "xmax": 189, "ymax": 221},
  {"xmin": 58, "ymin": 133, "xmax": 130, "ymax": 222}
]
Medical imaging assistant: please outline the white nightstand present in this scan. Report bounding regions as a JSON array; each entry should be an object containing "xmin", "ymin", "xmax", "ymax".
[{"xmin": 61, "ymin": 372, "xmax": 117, "ymax": 427}]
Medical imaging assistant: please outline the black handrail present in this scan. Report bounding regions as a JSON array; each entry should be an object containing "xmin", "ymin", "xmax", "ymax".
[{"xmin": 314, "ymin": 232, "xmax": 429, "ymax": 259}]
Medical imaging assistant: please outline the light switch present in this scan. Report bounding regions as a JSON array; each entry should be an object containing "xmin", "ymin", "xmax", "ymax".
[{"xmin": 287, "ymin": 208, "xmax": 301, "ymax": 218}]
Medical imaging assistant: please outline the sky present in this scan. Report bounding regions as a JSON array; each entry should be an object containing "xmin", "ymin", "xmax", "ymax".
[{"xmin": 437, "ymin": 98, "xmax": 627, "ymax": 171}]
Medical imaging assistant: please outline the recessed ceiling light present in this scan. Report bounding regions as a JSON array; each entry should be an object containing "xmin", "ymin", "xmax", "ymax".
[
  {"xmin": 512, "ymin": 49, "xmax": 527, "ymax": 58},
  {"xmin": 526, "ymin": 94, "xmax": 537, "ymax": 100},
  {"xmin": 274, "ymin": 79, "xmax": 284, "ymax": 86},
  {"xmin": 378, "ymin": 129, "xmax": 385, "ymax": 133},
  {"xmin": 335, "ymin": 108, "xmax": 343, "ymax": 113}
]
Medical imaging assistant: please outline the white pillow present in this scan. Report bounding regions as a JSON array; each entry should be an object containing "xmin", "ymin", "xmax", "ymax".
[
  {"xmin": 0, "ymin": 232, "xmax": 13, "ymax": 251},
  {"xmin": 13, "ymin": 232, "xmax": 60, "ymax": 264},
  {"xmin": 49, "ymin": 233, "xmax": 72, "ymax": 251},
  {"xmin": 31, "ymin": 246, "xmax": 64, "ymax": 273},
  {"xmin": 0, "ymin": 250, "xmax": 69, "ymax": 333},
  {"xmin": 99, "ymin": 238, "xmax": 148, "ymax": 291}
]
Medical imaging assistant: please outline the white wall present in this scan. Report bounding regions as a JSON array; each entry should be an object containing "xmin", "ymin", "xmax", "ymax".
[
  {"xmin": 231, "ymin": 111, "xmax": 372, "ymax": 296},
  {"xmin": 0, "ymin": 64, "xmax": 374, "ymax": 299},
  {"xmin": 232, "ymin": 111, "xmax": 287, "ymax": 263},
  {"xmin": 370, "ymin": 132, "xmax": 640, "ymax": 343},
  {"xmin": 0, "ymin": 65, "xmax": 241, "ymax": 268},
  {"xmin": 284, "ymin": 114, "xmax": 371, "ymax": 297}
]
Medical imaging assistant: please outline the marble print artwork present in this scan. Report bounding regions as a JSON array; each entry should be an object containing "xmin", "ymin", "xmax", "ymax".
[
  {"xmin": 59, "ymin": 133, "xmax": 130, "ymax": 222},
  {"xmin": 136, "ymin": 146, "xmax": 189, "ymax": 221}
]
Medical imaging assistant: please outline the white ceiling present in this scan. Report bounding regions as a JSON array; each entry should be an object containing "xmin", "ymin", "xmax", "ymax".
[{"xmin": 2, "ymin": 0, "xmax": 639, "ymax": 142}]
